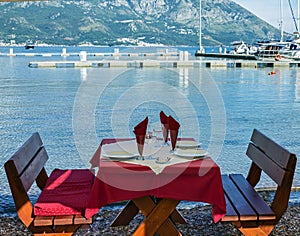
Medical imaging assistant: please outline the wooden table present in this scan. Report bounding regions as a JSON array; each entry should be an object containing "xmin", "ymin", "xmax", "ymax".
[{"xmin": 85, "ymin": 138, "xmax": 226, "ymax": 236}]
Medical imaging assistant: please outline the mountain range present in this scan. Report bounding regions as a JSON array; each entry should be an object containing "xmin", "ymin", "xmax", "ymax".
[{"xmin": 0, "ymin": 0, "xmax": 287, "ymax": 46}]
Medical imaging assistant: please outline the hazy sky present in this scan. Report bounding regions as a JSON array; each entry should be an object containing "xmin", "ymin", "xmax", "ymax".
[{"xmin": 233, "ymin": 0, "xmax": 299, "ymax": 33}]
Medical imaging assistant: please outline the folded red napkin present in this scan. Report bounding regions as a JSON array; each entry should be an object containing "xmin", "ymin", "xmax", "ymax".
[
  {"xmin": 168, "ymin": 115, "xmax": 180, "ymax": 130},
  {"xmin": 133, "ymin": 116, "xmax": 148, "ymax": 137},
  {"xmin": 168, "ymin": 115, "xmax": 180, "ymax": 150},
  {"xmin": 160, "ymin": 111, "xmax": 169, "ymax": 142},
  {"xmin": 133, "ymin": 117, "xmax": 148, "ymax": 155},
  {"xmin": 160, "ymin": 111, "xmax": 168, "ymax": 124}
]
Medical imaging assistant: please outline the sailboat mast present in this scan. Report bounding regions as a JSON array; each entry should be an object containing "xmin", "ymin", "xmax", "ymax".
[
  {"xmin": 298, "ymin": 0, "xmax": 300, "ymax": 34},
  {"xmin": 199, "ymin": 0, "xmax": 203, "ymax": 52},
  {"xmin": 280, "ymin": 0, "xmax": 284, "ymax": 42}
]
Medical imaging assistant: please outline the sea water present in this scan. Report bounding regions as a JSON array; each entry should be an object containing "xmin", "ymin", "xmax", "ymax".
[{"xmin": 0, "ymin": 46, "xmax": 299, "ymax": 216}]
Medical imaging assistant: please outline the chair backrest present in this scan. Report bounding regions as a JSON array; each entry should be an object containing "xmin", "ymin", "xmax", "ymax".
[
  {"xmin": 245, "ymin": 129, "xmax": 297, "ymax": 219},
  {"xmin": 4, "ymin": 132, "xmax": 49, "ymax": 227}
]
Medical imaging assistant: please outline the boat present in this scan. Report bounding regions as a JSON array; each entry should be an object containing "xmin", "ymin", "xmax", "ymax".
[
  {"xmin": 25, "ymin": 40, "xmax": 35, "ymax": 50},
  {"xmin": 194, "ymin": 2, "xmax": 257, "ymax": 60},
  {"xmin": 253, "ymin": 0, "xmax": 300, "ymax": 61},
  {"xmin": 251, "ymin": 36, "xmax": 300, "ymax": 60},
  {"xmin": 229, "ymin": 41, "xmax": 258, "ymax": 55},
  {"xmin": 253, "ymin": 40, "xmax": 287, "ymax": 58},
  {"xmin": 195, "ymin": 40, "xmax": 258, "ymax": 60},
  {"xmin": 195, "ymin": 0, "xmax": 300, "ymax": 61},
  {"xmin": 195, "ymin": 50, "xmax": 258, "ymax": 60}
]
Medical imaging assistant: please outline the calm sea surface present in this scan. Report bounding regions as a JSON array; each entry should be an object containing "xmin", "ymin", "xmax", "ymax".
[{"xmin": 0, "ymin": 46, "xmax": 299, "ymax": 215}]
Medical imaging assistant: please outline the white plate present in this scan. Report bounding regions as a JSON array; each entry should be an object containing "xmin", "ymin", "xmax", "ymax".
[
  {"xmin": 176, "ymin": 140, "xmax": 201, "ymax": 148},
  {"xmin": 102, "ymin": 151, "xmax": 138, "ymax": 159},
  {"xmin": 174, "ymin": 149, "xmax": 208, "ymax": 158}
]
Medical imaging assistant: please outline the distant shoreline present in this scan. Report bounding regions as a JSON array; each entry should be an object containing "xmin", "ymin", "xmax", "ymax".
[{"xmin": 0, "ymin": 44, "xmax": 199, "ymax": 48}]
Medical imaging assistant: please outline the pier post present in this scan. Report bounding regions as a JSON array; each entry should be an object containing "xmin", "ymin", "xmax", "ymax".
[
  {"xmin": 179, "ymin": 51, "xmax": 184, "ymax": 61},
  {"xmin": 61, "ymin": 48, "xmax": 68, "ymax": 57},
  {"xmin": 8, "ymin": 48, "xmax": 15, "ymax": 56},
  {"xmin": 184, "ymin": 51, "xmax": 189, "ymax": 61},
  {"xmin": 79, "ymin": 51, "xmax": 87, "ymax": 62}
]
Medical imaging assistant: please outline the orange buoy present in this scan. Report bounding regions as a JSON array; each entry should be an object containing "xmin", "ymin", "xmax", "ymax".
[{"xmin": 268, "ymin": 71, "xmax": 276, "ymax": 75}]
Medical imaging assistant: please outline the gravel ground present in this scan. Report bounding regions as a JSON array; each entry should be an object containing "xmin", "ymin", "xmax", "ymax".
[{"xmin": 0, "ymin": 205, "xmax": 299, "ymax": 235}]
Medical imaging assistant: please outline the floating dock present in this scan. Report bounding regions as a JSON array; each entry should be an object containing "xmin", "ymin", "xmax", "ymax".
[
  {"xmin": 28, "ymin": 59, "xmax": 300, "ymax": 68},
  {"xmin": 2, "ymin": 48, "xmax": 300, "ymax": 68}
]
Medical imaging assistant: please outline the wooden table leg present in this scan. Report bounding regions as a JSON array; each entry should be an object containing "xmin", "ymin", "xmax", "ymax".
[
  {"xmin": 156, "ymin": 198, "xmax": 187, "ymax": 224},
  {"xmin": 110, "ymin": 200, "xmax": 139, "ymax": 226},
  {"xmin": 170, "ymin": 210, "xmax": 187, "ymax": 224},
  {"xmin": 111, "ymin": 198, "xmax": 186, "ymax": 227},
  {"xmin": 132, "ymin": 196, "xmax": 182, "ymax": 236}
]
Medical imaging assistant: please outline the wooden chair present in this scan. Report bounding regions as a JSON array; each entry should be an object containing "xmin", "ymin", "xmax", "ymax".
[
  {"xmin": 4, "ymin": 132, "xmax": 94, "ymax": 235},
  {"xmin": 221, "ymin": 129, "xmax": 297, "ymax": 235}
]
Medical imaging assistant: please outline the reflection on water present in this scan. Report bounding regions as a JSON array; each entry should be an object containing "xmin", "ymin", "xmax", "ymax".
[
  {"xmin": 179, "ymin": 67, "xmax": 189, "ymax": 89},
  {"xmin": 294, "ymin": 69, "xmax": 300, "ymax": 102},
  {"xmin": 80, "ymin": 68, "xmax": 87, "ymax": 81},
  {"xmin": 0, "ymin": 52, "xmax": 300, "ymax": 215}
]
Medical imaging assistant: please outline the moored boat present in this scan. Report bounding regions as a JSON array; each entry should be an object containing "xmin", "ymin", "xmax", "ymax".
[
  {"xmin": 194, "ymin": 50, "xmax": 258, "ymax": 60},
  {"xmin": 25, "ymin": 40, "xmax": 35, "ymax": 50}
]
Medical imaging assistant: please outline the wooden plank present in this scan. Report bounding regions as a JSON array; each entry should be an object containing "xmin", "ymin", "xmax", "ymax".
[
  {"xmin": 222, "ymin": 175, "xmax": 257, "ymax": 221},
  {"xmin": 35, "ymin": 167, "xmax": 49, "ymax": 190},
  {"xmin": 35, "ymin": 214, "xmax": 91, "ymax": 227},
  {"xmin": 272, "ymin": 154, "xmax": 297, "ymax": 218},
  {"xmin": 20, "ymin": 147, "xmax": 49, "ymax": 191},
  {"xmin": 251, "ymin": 129, "xmax": 292, "ymax": 169},
  {"xmin": 221, "ymin": 194, "xmax": 239, "ymax": 222},
  {"xmin": 53, "ymin": 215, "xmax": 74, "ymax": 225},
  {"xmin": 246, "ymin": 162, "xmax": 262, "ymax": 187},
  {"xmin": 246, "ymin": 143, "xmax": 285, "ymax": 185},
  {"xmin": 10, "ymin": 132, "xmax": 43, "ymax": 174},
  {"xmin": 4, "ymin": 159, "xmax": 34, "ymax": 227},
  {"xmin": 52, "ymin": 225, "xmax": 80, "ymax": 235},
  {"xmin": 34, "ymin": 216, "xmax": 53, "ymax": 226},
  {"xmin": 229, "ymin": 174, "xmax": 276, "ymax": 221},
  {"xmin": 74, "ymin": 215, "xmax": 92, "ymax": 225}
]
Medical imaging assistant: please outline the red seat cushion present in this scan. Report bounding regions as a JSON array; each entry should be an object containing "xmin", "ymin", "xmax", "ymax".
[{"xmin": 34, "ymin": 169, "xmax": 94, "ymax": 216}]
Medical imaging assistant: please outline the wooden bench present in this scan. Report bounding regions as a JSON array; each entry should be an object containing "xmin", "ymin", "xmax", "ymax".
[
  {"xmin": 4, "ymin": 132, "xmax": 95, "ymax": 235},
  {"xmin": 221, "ymin": 129, "xmax": 297, "ymax": 236}
]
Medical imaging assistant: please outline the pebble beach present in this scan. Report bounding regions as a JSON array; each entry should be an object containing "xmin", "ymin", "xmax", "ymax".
[{"xmin": 1, "ymin": 204, "xmax": 299, "ymax": 235}]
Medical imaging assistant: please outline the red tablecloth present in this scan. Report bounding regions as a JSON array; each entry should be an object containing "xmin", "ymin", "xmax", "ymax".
[{"xmin": 85, "ymin": 139, "xmax": 226, "ymax": 223}]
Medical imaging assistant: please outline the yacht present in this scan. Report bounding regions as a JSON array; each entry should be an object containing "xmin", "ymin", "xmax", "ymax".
[
  {"xmin": 229, "ymin": 41, "xmax": 258, "ymax": 55},
  {"xmin": 25, "ymin": 40, "xmax": 35, "ymax": 50}
]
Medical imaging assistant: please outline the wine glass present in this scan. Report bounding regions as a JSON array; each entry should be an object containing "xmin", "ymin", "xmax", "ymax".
[
  {"xmin": 133, "ymin": 116, "xmax": 148, "ymax": 161},
  {"xmin": 161, "ymin": 123, "xmax": 169, "ymax": 146},
  {"xmin": 168, "ymin": 115, "xmax": 180, "ymax": 153},
  {"xmin": 169, "ymin": 129, "xmax": 179, "ymax": 153},
  {"xmin": 135, "ymin": 134, "xmax": 145, "ymax": 160},
  {"xmin": 152, "ymin": 123, "xmax": 163, "ymax": 147}
]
